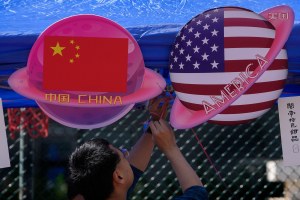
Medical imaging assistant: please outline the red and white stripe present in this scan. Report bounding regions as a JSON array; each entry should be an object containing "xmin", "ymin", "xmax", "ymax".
[{"xmin": 170, "ymin": 8, "xmax": 288, "ymax": 125}]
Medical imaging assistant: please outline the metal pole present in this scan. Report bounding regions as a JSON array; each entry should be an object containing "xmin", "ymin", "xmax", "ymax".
[{"xmin": 19, "ymin": 108, "xmax": 25, "ymax": 200}]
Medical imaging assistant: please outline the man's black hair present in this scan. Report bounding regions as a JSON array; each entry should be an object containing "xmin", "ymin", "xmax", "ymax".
[{"xmin": 68, "ymin": 138, "xmax": 120, "ymax": 200}]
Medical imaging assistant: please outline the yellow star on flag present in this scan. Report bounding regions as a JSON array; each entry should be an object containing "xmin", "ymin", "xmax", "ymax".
[{"xmin": 51, "ymin": 42, "xmax": 66, "ymax": 56}]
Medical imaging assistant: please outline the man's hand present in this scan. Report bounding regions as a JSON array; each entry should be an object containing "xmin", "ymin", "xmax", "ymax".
[
  {"xmin": 149, "ymin": 119, "xmax": 203, "ymax": 191},
  {"xmin": 149, "ymin": 119, "xmax": 177, "ymax": 155}
]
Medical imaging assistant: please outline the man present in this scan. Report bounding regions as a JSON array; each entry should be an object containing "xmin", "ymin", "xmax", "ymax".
[
  {"xmin": 68, "ymin": 124, "xmax": 154, "ymax": 200},
  {"xmin": 68, "ymin": 118, "xmax": 208, "ymax": 200}
]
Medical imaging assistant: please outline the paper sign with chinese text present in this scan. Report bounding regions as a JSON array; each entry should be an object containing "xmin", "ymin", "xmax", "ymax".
[
  {"xmin": 278, "ymin": 96, "xmax": 300, "ymax": 166},
  {"xmin": 0, "ymin": 99, "xmax": 11, "ymax": 168}
]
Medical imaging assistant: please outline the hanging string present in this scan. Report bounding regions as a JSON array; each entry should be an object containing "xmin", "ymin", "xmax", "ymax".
[
  {"xmin": 140, "ymin": 84, "xmax": 231, "ymax": 192},
  {"xmin": 191, "ymin": 128, "xmax": 228, "ymax": 188},
  {"xmin": 148, "ymin": 85, "xmax": 228, "ymax": 186}
]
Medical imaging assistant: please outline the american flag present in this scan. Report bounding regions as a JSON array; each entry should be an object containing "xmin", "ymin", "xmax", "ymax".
[{"xmin": 169, "ymin": 7, "xmax": 288, "ymax": 125}]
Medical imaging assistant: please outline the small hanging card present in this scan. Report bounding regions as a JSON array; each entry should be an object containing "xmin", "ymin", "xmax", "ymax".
[
  {"xmin": 278, "ymin": 96, "xmax": 300, "ymax": 166},
  {"xmin": 0, "ymin": 99, "xmax": 10, "ymax": 168}
]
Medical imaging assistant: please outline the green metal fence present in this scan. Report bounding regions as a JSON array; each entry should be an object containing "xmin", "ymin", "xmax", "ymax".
[{"xmin": 1, "ymin": 106, "xmax": 300, "ymax": 199}]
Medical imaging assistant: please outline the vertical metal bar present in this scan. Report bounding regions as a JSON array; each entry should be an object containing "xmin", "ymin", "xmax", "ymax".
[{"xmin": 19, "ymin": 108, "xmax": 25, "ymax": 200}]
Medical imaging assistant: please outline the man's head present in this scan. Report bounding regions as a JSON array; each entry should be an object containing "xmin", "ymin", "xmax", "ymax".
[{"xmin": 68, "ymin": 138, "xmax": 134, "ymax": 200}]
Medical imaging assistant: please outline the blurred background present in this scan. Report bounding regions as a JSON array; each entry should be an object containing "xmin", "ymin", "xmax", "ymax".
[{"xmin": 1, "ymin": 106, "xmax": 300, "ymax": 199}]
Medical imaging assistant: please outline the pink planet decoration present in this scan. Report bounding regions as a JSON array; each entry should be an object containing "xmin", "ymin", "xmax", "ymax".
[
  {"xmin": 169, "ymin": 6, "xmax": 294, "ymax": 129},
  {"xmin": 8, "ymin": 15, "xmax": 166, "ymax": 129}
]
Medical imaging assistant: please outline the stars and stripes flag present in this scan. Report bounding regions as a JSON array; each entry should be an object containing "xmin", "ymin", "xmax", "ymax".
[{"xmin": 169, "ymin": 7, "xmax": 288, "ymax": 125}]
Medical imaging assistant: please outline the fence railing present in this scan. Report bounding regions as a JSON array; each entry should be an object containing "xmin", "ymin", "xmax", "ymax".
[{"xmin": 1, "ymin": 107, "xmax": 299, "ymax": 199}]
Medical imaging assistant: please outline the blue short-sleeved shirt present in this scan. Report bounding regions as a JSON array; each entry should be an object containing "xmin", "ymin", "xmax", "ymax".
[
  {"xmin": 127, "ymin": 166, "xmax": 208, "ymax": 200},
  {"xmin": 127, "ymin": 165, "xmax": 143, "ymax": 199},
  {"xmin": 173, "ymin": 186, "xmax": 208, "ymax": 200}
]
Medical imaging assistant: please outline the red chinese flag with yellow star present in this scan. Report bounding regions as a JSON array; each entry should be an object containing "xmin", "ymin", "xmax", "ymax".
[{"xmin": 43, "ymin": 36, "xmax": 128, "ymax": 92}]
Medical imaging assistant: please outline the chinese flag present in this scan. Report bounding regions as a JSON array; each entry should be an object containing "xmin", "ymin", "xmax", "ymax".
[{"xmin": 43, "ymin": 36, "xmax": 128, "ymax": 92}]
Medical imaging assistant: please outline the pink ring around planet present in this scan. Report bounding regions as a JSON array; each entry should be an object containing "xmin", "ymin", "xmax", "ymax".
[
  {"xmin": 8, "ymin": 15, "xmax": 166, "ymax": 129},
  {"xmin": 170, "ymin": 5, "xmax": 294, "ymax": 129}
]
